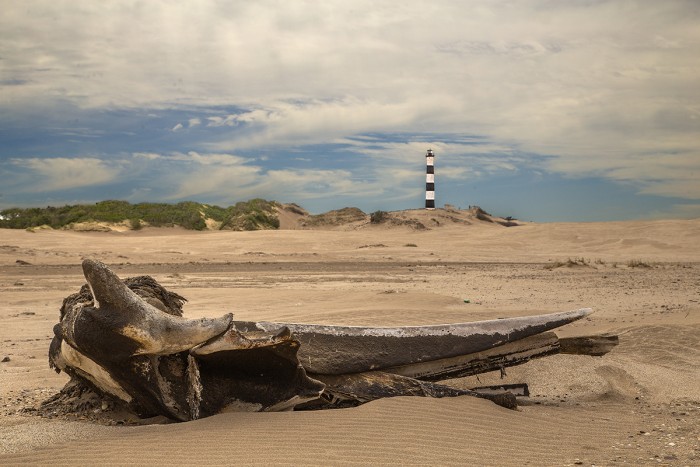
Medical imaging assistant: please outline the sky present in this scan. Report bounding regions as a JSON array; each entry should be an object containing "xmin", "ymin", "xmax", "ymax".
[{"xmin": 1, "ymin": 1, "xmax": 699, "ymax": 222}]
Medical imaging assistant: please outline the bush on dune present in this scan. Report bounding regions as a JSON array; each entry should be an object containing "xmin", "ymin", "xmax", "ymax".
[{"xmin": 0, "ymin": 199, "xmax": 278, "ymax": 231}]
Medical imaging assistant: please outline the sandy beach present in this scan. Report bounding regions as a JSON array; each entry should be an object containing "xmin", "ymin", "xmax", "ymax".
[{"xmin": 1, "ymin": 217, "xmax": 699, "ymax": 465}]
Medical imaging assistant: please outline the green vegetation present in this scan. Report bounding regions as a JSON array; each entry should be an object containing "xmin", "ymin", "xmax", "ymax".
[
  {"xmin": 220, "ymin": 199, "xmax": 280, "ymax": 231},
  {"xmin": 303, "ymin": 207, "xmax": 367, "ymax": 227},
  {"xmin": 129, "ymin": 218, "xmax": 143, "ymax": 230},
  {"xmin": 0, "ymin": 199, "xmax": 281, "ymax": 231},
  {"xmin": 370, "ymin": 210, "xmax": 387, "ymax": 224}
]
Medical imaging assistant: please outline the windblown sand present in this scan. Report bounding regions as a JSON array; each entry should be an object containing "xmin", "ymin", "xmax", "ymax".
[{"xmin": 1, "ymin": 218, "xmax": 699, "ymax": 465}]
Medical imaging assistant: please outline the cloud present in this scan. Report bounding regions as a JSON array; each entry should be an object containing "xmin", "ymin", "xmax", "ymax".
[
  {"xmin": 169, "ymin": 163, "xmax": 262, "ymax": 201},
  {"xmin": 209, "ymin": 96, "xmax": 465, "ymax": 151},
  {"xmin": 161, "ymin": 151, "xmax": 382, "ymax": 203},
  {"xmin": 171, "ymin": 123, "xmax": 184, "ymax": 132},
  {"xmin": 26, "ymin": 151, "xmax": 374, "ymax": 207},
  {"xmin": 181, "ymin": 151, "xmax": 249, "ymax": 166},
  {"xmin": 647, "ymin": 203, "xmax": 700, "ymax": 220},
  {"xmin": 10, "ymin": 157, "xmax": 122, "ymax": 192},
  {"xmin": 206, "ymin": 109, "xmax": 280, "ymax": 128},
  {"xmin": 132, "ymin": 152, "xmax": 162, "ymax": 160}
]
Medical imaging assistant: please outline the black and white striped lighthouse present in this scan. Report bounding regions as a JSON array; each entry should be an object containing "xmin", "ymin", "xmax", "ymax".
[{"xmin": 425, "ymin": 149, "xmax": 435, "ymax": 209}]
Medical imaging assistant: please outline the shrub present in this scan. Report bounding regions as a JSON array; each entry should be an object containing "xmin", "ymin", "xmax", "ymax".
[
  {"xmin": 544, "ymin": 257, "xmax": 590, "ymax": 270},
  {"xmin": 370, "ymin": 210, "xmax": 387, "ymax": 224},
  {"xmin": 220, "ymin": 199, "xmax": 280, "ymax": 231},
  {"xmin": 0, "ymin": 199, "xmax": 276, "ymax": 231},
  {"xmin": 129, "ymin": 218, "xmax": 143, "ymax": 230}
]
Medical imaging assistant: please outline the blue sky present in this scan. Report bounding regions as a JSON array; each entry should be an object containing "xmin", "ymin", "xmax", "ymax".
[{"xmin": 1, "ymin": 1, "xmax": 699, "ymax": 222}]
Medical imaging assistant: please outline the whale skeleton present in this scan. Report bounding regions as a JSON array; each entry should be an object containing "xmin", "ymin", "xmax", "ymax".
[{"xmin": 47, "ymin": 259, "xmax": 616, "ymax": 421}]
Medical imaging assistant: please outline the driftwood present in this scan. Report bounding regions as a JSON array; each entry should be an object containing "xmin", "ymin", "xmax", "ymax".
[{"xmin": 46, "ymin": 259, "xmax": 617, "ymax": 422}]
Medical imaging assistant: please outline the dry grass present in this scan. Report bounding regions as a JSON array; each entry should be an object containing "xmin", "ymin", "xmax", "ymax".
[
  {"xmin": 544, "ymin": 257, "xmax": 591, "ymax": 270},
  {"xmin": 627, "ymin": 259, "xmax": 653, "ymax": 268}
]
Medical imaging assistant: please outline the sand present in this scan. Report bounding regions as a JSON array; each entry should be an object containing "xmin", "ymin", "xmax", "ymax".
[{"xmin": 1, "ymin": 218, "xmax": 699, "ymax": 465}]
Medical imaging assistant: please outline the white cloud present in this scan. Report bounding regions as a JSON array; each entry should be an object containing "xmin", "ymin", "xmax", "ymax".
[
  {"xmin": 206, "ymin": 109, "xmax": 280, "ymax": 128},
  {"xmin": 10, "ymin": 157, "xmax": 121, "ymax": 192},
  {"xmin": 169, "ymin": 164, "xmax": 262, "ymax": 201},
  {"xmin": 206, "ymin": 96, "xmax": 463, "ymax": 152},
  {"xmin": 439, "ymin": 167, "xmax": 472, "ymax": 180},
  {"xmin": 167, "ymin": 162, "xmax": 382, "ymax": 205},
  {"xmin": 183, "ymin": 151, "xmax": 249, "ymax": 166},
  {"xmin": 132, "ymin": 152, "xmax": 162, "ymax": 160},
  {"xmin": 1, "ymin": 150, "xmax": 397, "ymax": 209},
  {"xmin": 253, "ymin": 169, "xmax": 376, "ymax": 200},
  {"xmin": 171, "ymin": 123, "xmax": 184, "ymax": 132},
  {"xmin": 647, "ymin": 203, "xmax": 700, "ymax": 220}
]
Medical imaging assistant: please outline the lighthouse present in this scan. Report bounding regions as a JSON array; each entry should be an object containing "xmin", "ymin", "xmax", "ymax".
[{"xmin": 425, "ymin": 149, "xmax": 435, "ymax": 209}]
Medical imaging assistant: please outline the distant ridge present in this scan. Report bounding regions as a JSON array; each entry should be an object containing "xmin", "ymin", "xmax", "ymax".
[{"xmin": 0, "ymin": 200, "xmax": 520, "ymax": 232}]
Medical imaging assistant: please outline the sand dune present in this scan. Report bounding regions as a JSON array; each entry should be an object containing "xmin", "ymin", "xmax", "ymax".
[
  {"xmin": 1, "ymin": 216, "xmax": 698, "ymax": 465},
  {"xmin": 1, "ymin": 397, "xmax": 636, "ymax": 466}
]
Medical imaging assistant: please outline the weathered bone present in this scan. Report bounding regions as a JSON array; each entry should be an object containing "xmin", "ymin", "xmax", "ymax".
[
  {"xmin": 77, "ymin": 259, "xmax": 233, "ymax": 357},
  {"xmin": 228, "ymin": 309, "xmax": 591, "ymax": 375},
  {"xmin": 47, "ymin": 259, "xmax": 609, "ymax": 421}
]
